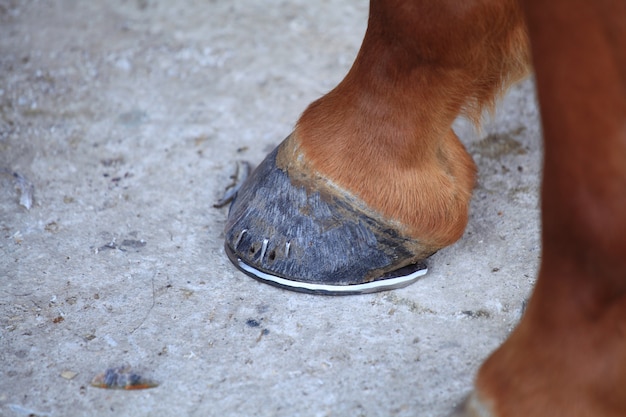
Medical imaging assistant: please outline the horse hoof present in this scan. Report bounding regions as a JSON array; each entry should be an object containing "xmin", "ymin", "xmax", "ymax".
[
  {"xmin": 223, "ymin": 135, "xmax": 436, "ymax": 295},
  {"xmin": 447, "ymin": 392, "xmax": 491, "ymax": 417}
]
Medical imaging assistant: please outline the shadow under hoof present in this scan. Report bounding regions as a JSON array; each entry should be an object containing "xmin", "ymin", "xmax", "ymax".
[{"xmin": 224, "ymin": 138, "xmax": 432, "ymax": 295}]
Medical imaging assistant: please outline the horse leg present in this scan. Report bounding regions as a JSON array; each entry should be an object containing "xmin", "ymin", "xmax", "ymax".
[
  {"xmin": 224, "ymin": 0, "xmax": 529, "ymax": 294},
  {"xmin": 454, "ymin": 0, "xmax": 626, "ymax": 415}
]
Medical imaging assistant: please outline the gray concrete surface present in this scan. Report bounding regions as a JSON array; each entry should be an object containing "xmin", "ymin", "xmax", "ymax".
[{"xmin": 0, "ymin": 1, "xmax": 542, "ymax": 416}]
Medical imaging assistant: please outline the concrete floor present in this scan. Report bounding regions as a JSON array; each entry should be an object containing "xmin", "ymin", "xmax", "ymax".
[{"xmin": 0, "ymin": 1, "xmax": 542, "ymax": 416}]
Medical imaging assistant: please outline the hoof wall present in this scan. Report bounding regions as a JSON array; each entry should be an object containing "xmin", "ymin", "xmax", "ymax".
[{"xmin": 223, "ymin": 137, "xmax": 434, "ymax": 295}]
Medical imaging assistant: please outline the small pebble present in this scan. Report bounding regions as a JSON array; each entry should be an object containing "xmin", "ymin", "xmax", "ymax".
[
  {"xmin": 61, "ymin": 370, "xmax": 78, "ymax": 380},
  {"xmin": 91, "ymin": 365, "xmax": 158, "ymax": 390}
]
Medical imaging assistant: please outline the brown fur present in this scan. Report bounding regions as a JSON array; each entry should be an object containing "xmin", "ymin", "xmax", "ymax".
[
  {"xmin": 473, "ymin": 0, "xmax": 626, "ymax": 415},
  {"xmin": 294, "ymin": 0, "xmax": 529, "ymax": 248}
]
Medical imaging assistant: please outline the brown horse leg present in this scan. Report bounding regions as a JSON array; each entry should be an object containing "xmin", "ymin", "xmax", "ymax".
[
  {"xmin": 224, "ymin": 0, "xmax": 529, "ymax": 293},
  {"xmin": 455, "ymin": 0, "xmax": 626, "ymax": 415}
]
